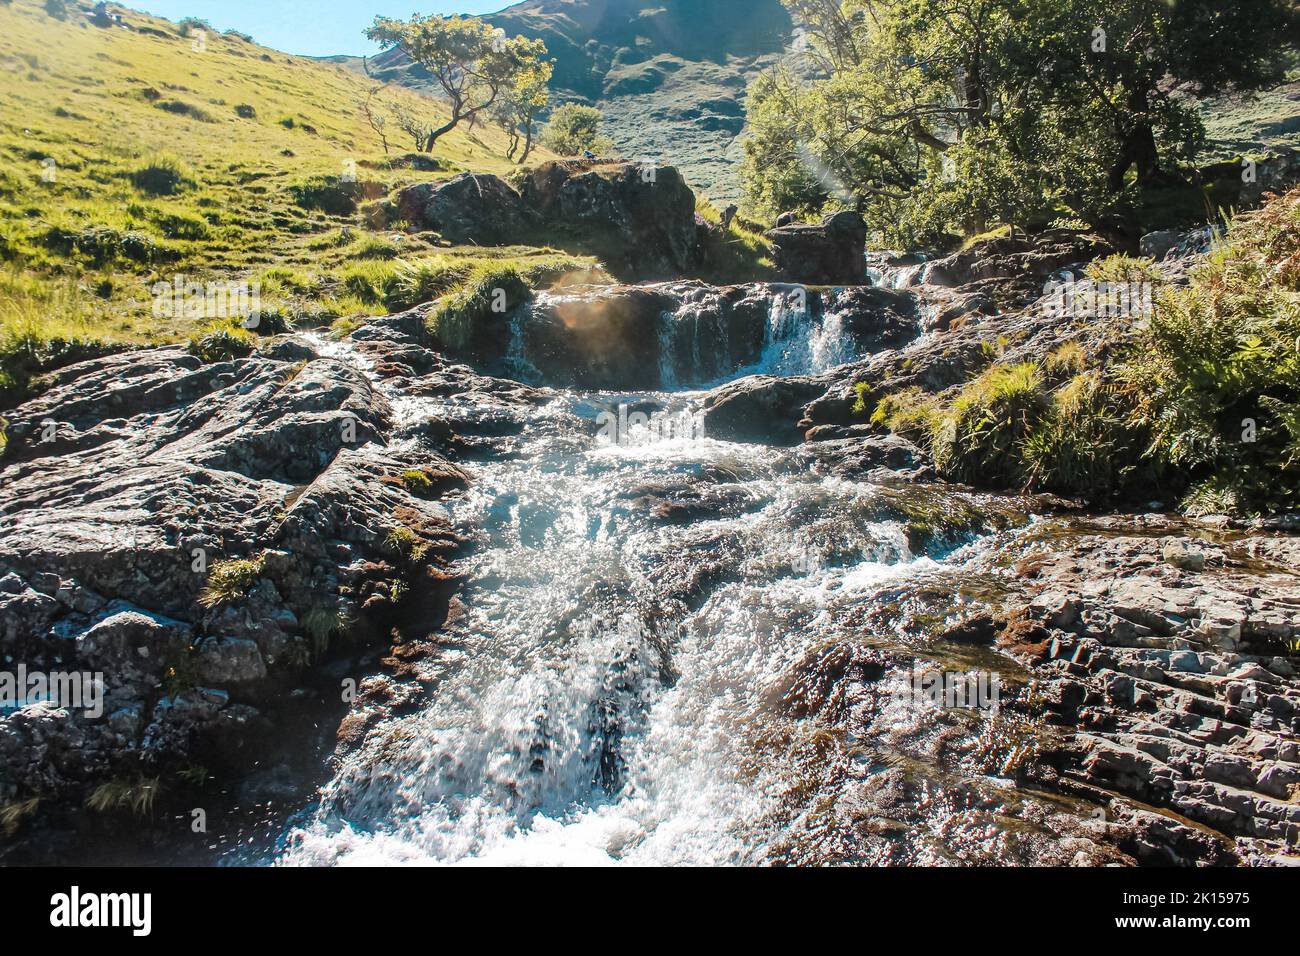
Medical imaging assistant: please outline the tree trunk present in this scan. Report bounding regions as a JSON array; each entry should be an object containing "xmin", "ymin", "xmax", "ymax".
[
  {"xmin": 1108, "ymin": 87, "xmax": 1181, "ymax": 192},
  {"xmin": 519, "ymin": 124, "xmax": 535, "ymax": 164}
]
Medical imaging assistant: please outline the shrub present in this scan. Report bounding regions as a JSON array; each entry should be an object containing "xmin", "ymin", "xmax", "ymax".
[
  {"xmin": 1123, "ymin": 191, "xmax": 1300, "ymax": 515},
  {"xmin": 869, "ymin": 362, "xmax": 1153, "ymax": 499},
  {"xmin": 199, "ymin": 554, "xmax": 266, "ymax": 608},
  {"xmin": 187, "ymin": 319, "xmax": 255, "ymax": 363},
  {"xmin": 154, "ymin": 99, "xmax": 214, "ymax": 122},
  {"xmin": 426, "ymin": 266, "xmax": 530, "ymax": 354},
  {"xmin": 234, "ymin": 103, "xmax": 257, "ymax": 119},
  {"xmin": 934, "ymin": 363, "xmax": 1050, "ymax": 486},
  {"xmin": 130, "ymin": 153, "xmax": 193, "ymax": 196}
]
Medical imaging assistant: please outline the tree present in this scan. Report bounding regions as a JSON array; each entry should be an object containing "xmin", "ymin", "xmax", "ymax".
[
  {"xmin": 542, "ymin": 104, "xmax": 615, "ymax": 157},
  {"xmin": 365, "ymin": 15, "xmax": 549, "ymax": 151},
  {"xmin": 742, "ymin": 0, "xmax": 1293, "ymax": 244},
  {"xmin": 493, "ymin": 57, "xmax": 554, "ymax": 163}
]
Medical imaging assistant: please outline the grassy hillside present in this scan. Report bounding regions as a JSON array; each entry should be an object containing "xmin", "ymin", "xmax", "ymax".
[{"xmin": 0, "ymin": 0, "xmax": 591, "ymax": 400}]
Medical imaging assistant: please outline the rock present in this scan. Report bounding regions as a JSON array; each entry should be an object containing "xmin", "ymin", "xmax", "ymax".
[
  {"xmin": 0, "ymin": 319, "xmax": 470, "ymax": 831},
  {"xmin": 819, "ymin": 286, "xmax": 920, "ymax": 350},
  {"xmin": 194, "ymin": 637, "xmax": 268, "ymax": 684},
  {"xmin": 1162, "ymin": 539, "xmax": 1207, "ymax": 572},
  {"xmin": 793, "ymin": 433, "xmax": 934, "ymax": 481},
  {"xmin": 396, "ymin": 173, "xmax": 535, "ymax": 245},
  {"xmin": 518, "ymin": 160, "xmax": 699, "ymax": 280},
  {"xmin": 1139, "ymin": 229, "xmax": 1182, "ymax": 260},
  {"xmin": 700, "ymin": 375, "xmax": 827, "ymax": 445},
  {"xmin": 766, "ymin": 211, "xmax": 867, "ymax": 285}
]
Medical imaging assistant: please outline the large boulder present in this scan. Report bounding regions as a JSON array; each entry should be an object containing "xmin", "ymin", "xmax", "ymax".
[
  {"xmin": 766, "ymin": 211, "xmax": 867, "ymax": 285},
  {"xmin": 700, "ymin": 374, "xmax": 827, "ymax": 445},
  {"xmin": 517, "ymin": 160, "xmax": 699, "ymax": 280},
  {"xmin": 395, "ymin": 173, "xmax": 536, "ymax": 245}
]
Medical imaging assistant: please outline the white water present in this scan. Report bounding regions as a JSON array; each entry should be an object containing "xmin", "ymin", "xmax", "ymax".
[{"xmin": 278, "ymin": 299, "xmax": 995, "ymax": 867}]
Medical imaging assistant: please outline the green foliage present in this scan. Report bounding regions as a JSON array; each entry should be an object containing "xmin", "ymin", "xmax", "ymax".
[
  {"xmin": 869, "ymin": 361, "xmax": 1152, "ymax": 498},
  {"xmin": 744, "ymin": 0, "xmax": 1293, "ymax": 240},
  {"xmin": 187, "ymin": 318, "xmax": 255, "ymax": 363},
  {"xmin": 301, "ymin": 606, "xmax": 351, "ymax": 659},
  {"xmin": 1085, "ymin": 255, "xmax": 1160, "ymax": 285},
  {"xmin": 130, "ymin": 153, "xmax": 194, "ymax": 196},
  {"xmin": 426, "ymin": 266, "xmax": 531, "ymax": 353},
  {"xmin": 1124, "ymin": 187, "xmax": 1300, "ymax": 514},
  {"xmin": 398, "ymin": 469, "xmax": 434, "ymax": 495},
  {"xmin": 86, "ymin": 776, "xmax": 160, "ymax": 816},
  {"xmin": 542, "ymin": 103, "xmax": 615, "ymax": 157},
  {"xmin": 199, "ymin": 554, "xmax": 266, "ymax": 608},
  {"xmin": 384, "ymin": 526, "xmax": 428, "ymax": 564},
  {"xmin": 389, "ymin": 256, "xmax": 461, "ymax": 308}
]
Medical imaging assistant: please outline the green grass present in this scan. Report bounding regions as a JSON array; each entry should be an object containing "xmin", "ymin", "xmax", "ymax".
[
  {"xmin": 0, "ymin": 0, "xmax": 571, "ymax": 405},
  {"xmin": 198, "ymin": 553, "xmax": 266, "ymax": 608},
  {"xmin": 85, "ymin": 776, "xmax": 161, "ymax": 816}
]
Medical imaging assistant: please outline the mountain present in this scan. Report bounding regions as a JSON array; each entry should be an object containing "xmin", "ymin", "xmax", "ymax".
[{"xmin": 341, "ymin": 0, "xmax": 796, "ymax": 203}]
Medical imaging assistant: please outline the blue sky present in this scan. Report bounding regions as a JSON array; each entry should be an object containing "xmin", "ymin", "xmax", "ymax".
[{"xmin": 134, "ymin": 2, "xmax": 508, "ymax": 57}]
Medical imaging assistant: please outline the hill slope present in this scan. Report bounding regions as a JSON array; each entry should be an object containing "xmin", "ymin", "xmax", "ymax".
[
  {"xmin": 0, "ymin": 0, "xmax": 581, "ymax": 383},
  {"xmin": 343, "ymin": 0, "xmax": 795, "ymax": 204}
]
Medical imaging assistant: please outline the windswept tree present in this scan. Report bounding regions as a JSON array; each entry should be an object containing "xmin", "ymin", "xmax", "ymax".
[
  {"xmin": 493, "ymin": 57, "xmax": 554, "ymax": 164},
  {"xmin": 365, "ymin": 14, "xmax": 549, "ymax": 151}
]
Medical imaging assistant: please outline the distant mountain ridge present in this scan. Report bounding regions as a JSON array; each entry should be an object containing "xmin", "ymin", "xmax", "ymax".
[{"xmin": 335, "ymin": 0, "xmax": 796, "ymax": 203}]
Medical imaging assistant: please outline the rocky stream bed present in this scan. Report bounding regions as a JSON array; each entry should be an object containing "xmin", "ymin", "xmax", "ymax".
[{"xmin": 1, "ymin": 230, "xmax": 1297, "ymax": 866}]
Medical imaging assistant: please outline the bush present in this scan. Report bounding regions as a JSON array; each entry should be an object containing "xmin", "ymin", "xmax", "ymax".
[
  {"xmin": 869, "ymin": 361, "xmax": 1152, "ymax": 499},
  {"xmin": 1123, "ymin": 189, "xmax": 1300, "ymax": 515},
  {"xmin": 130, "ymin": 154, "xmax": 193, "ymax": 196},
  {"xmin": 426, "ymin": 266, "xmax": 530, "ymax": 354},
  {"xmin": 154, "ymin": 100, "xmax": 214, "ymax": 122},
  {"xmin": 187, "ymin": 319, "xmax": 255, "ymax": 363},
  {"xmin": 234, "ymin": 103, "xmax": 257, "ymax": 119},
  {"xmin": 199, "ymin": 554, "xmax": 266, "ymax": 608},
  {"xmin": 542, "ymin": 104, "xmax": 615, "ymax": 157}
]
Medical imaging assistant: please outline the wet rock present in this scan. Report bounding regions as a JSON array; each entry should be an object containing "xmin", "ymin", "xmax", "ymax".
[
  {"xmin": 700, "ymin": 375, "xmax": 826, "ymax": 445},
  {"xmin": 0, "ymin": 323, "xmax": 467, "ymax": 837},
  {"xmin": 992, "ymin": 524, "xmax": 1300, "ymax": 859},
  {"xmin": 793, "ymin": 433, "xmax": 934, "ymax": 482}
]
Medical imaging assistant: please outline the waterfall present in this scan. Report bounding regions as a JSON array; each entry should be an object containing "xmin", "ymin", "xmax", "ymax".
[{"xmin": 748, "ymin": 289, "xmax": 855, "ymax": 378}]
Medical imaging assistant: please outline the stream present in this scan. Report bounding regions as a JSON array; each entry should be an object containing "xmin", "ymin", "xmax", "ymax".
[{"xmin": 271, "ymin": 287, "xmax": 1059, "ymax": 866}]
